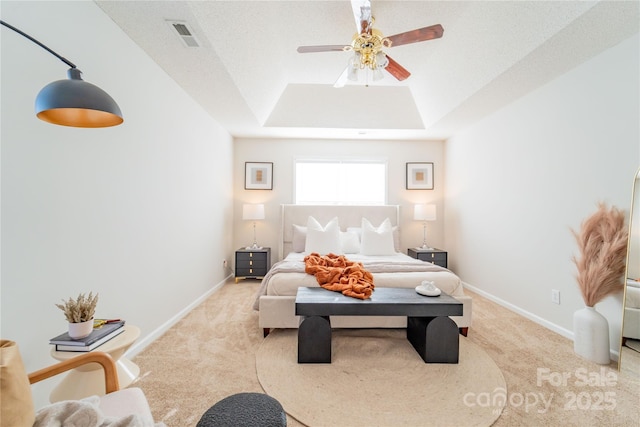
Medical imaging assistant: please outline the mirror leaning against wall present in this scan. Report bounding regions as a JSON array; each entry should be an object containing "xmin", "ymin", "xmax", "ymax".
[{"xmin": 619, "ymin": 167, "xmax": 640, "ymax": 376}]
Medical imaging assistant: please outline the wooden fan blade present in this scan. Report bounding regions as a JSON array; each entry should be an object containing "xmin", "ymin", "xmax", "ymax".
[
  {"xmin": 387, "ymin": 24, "xmax": 444, "ymax": 47},
  {"xmin": 297, "ymin": 45, "xmax": 349, "ymax": 53},
  {"xmin": 351, "ymin": 0, "xmax": 372, "ymax": 34},
  {"xmin": 385, "ymin": 55, "xmax": 411, "ymax": 81}
]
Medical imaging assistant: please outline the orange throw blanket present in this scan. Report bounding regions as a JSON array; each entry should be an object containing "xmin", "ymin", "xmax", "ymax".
[{"xmin": 304, "ymin": 253, "xmax": 375, "ymax": 299}]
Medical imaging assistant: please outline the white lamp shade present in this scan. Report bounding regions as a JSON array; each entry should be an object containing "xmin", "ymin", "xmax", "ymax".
[
  {"xmin": 243, "ymin": 204, "xmax": 265, "ymax": 221},
  {"xmin": 414, "ymin": 204, "xmax": 436, "ymax": 221}
]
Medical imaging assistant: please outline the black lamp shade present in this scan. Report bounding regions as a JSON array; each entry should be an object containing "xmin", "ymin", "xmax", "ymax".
[{"xmin": 35, "ymin": 68, "xmax": 123, "ymax": 128}]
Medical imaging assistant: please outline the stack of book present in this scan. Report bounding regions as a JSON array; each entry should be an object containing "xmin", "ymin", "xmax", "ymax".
[{"xmin": 49, "ymin": 320, "xmax": 125, "ymax": 352}]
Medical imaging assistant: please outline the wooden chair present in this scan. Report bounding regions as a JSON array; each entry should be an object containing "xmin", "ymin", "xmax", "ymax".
[
  {"xmin": 29, "ymin": 351, "xmax": 120, "ymax": 392},
  {"xmin": 1, "ymin": 342, "xmax": 156, "ymax": 426},
  {"xmin": 30, "ymin": 351, "xmax": 155, "ymax": 422}
]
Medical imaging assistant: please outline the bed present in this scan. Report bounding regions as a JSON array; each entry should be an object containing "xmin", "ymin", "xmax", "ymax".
[{"xmin": 253, "ymin": 204, "xmax": 472, "ymax": 335}]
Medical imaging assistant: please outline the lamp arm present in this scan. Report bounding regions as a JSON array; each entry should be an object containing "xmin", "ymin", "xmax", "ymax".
[{"xmin": 1, "ymin": 20, "xmax": 77, "ymax": 69}]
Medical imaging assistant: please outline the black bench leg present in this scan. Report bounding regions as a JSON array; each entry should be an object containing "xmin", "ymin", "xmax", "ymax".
[
  {"xmin": 298, "ymin": 315, "xmax": 331, "ymax": 363},
  {"xmin": 407, "ymin": 316, "xmax": 459, "ymax": 364}
]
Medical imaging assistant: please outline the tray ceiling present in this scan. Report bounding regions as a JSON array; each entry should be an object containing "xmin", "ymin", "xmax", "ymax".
[{"xmin": 96, "ymin": 0, "xmax": 639, "ymax": 140}]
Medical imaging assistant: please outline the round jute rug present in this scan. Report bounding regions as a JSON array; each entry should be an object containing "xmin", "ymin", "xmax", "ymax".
[{"xmin": 256, "ymin": 328, "xmax": 505, "ymax": 427}]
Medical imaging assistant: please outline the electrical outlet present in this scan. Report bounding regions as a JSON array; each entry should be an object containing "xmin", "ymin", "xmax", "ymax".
[
  {"xmin": 551, "ymin": 289, "xmax": 560, "ymax": 305},
  {"xmin": 222, "ymin": 259, "xmax": 227, "ymax": 268}
]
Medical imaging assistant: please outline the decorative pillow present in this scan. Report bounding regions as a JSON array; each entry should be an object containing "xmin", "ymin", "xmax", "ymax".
[
  {"xmin": 305, "ymin": 216, "xmax": 341, "ymax": 254},
  {"xmin": 392, "ymin": 226, "xmax": 400, "ymax": 252},
  {"xmin": 348, "ymin": 225, "xmax": 400, "ymax": 251},
  {"xmin": 0, "ymin": 340, "xmax": 35, "ymax": 427},
  {"xmin": 346, "ymin": 226, "xmax": 362, "ymax": 239},
  {"xmin": 292, "ymin": 224, "xmax": 307, "ymax": 252},
  {"xmin": 360, "ymin": 218, "xmax": 396, "ymax": 255},
  {"xmin": 340, "ymin": 231, "xmax": 360, "ymax": 254}
]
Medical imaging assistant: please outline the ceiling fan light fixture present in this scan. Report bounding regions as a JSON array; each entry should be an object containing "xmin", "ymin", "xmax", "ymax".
[
  {"xmin": 375, "ymin": 51, "xmax": 389, "ymax": 69},
  {"xmin": 296, "ymin": 0, "xmax": 444, "ymax": 86},
  {"xmin": 347, "ymin": 53, "xmax": 361, "ymax": 81}
]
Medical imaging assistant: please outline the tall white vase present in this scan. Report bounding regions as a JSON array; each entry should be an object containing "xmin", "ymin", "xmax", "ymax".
[{"xmin": 573, "ymin": 306, "xmax": 610, "ymax": 364}]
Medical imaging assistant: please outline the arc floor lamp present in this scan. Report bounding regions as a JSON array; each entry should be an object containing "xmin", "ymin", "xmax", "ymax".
[{"xmin": 1, "ymin": 20, "xmax": 123, "ymax": 128}]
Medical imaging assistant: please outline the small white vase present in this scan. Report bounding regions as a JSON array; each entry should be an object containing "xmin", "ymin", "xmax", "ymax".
[
  {"xmin": 573, "ymin": 306, "xmax": 610, "ymax": 364},
  {"xmin": 68, "ymin": 319, "xmax": 93, "ymax": 340}
]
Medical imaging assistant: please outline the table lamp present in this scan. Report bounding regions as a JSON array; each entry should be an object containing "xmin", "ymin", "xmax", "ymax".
[
  {"xmin": 243, "ymin": 204, "xmax": 265, "ymax": 249},
  {"xmin": 414, "ymin": 204, "xmax": 436, "ymax": 249}
]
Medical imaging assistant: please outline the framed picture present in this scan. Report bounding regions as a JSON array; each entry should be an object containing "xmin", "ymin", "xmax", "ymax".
[
  {"xmin": 406, "ymin": 162, "xmax": 434, "ymax": 190},
  {"xmin": 245, "ymin": 162, "xmax": 273, "ymax": 190}
]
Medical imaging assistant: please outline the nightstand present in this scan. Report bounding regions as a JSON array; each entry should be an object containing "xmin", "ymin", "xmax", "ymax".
[
  {"xmin": 407, "ymin": 248, "xmax": 448, "ymax": 268},
  {"xmin": 235, "ymin": 247, "xmax": 271, "ymax": 282}
]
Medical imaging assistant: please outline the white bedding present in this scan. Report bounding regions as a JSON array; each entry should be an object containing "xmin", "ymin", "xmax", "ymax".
[{"xmin": 252, "ymin": 252, "xmax": 463, "ymax": 310}]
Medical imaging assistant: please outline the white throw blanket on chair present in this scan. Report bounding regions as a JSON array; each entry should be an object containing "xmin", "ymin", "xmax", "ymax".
[{"xmin": 34, "ymin": 396, "xmax": 165, "ymax": 427}]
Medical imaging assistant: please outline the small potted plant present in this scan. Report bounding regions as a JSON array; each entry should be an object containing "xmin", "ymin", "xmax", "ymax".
[{"xmin": 56, "ymin": 292, "xmax": 99, "ymax": 339}]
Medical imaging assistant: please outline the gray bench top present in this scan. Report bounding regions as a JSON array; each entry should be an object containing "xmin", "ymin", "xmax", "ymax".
[{"xmin": 295, "ymin": 287, "xmax": 462, "ymax": 317}]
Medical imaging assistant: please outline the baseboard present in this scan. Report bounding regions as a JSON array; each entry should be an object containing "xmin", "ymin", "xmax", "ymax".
[
  {"xmin": 124, "ymin": 274, "xmax": 232, "ymax": 358},
  {"xmin": 462, "ymin": 281, "xmax": 574, "ymax": 338},
  {"xmin": 462, "ymin": 282, "xmax": 621, "ymax": 362}
]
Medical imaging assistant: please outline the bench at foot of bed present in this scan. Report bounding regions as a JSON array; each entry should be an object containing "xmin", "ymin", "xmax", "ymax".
[{"xmin": 263, "ymin": 326, "xmax": 469, "ymax": 338}]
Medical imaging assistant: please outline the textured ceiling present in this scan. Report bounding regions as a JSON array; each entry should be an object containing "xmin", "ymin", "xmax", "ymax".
[{"xmin": 96, "ymin": 0, "xmax": 639, "ymax": 140}]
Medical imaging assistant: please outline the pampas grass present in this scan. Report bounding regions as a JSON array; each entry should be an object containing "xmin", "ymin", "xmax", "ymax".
[
  {"xmin": 572, "ymin": 203, "xmax": 628, "ymax": 307},
  {"xmin": 55, "ymin": 292, "xmax": 98, "ymax": 323}
]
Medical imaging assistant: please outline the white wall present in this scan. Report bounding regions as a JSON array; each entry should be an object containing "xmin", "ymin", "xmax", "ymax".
[
  {"xmin": 1, "ymin": 1, "xmax": 234, "ymax": 407},
  {"xmin": 445, "ymin": 34, "xmax": 640, "ymax": 356},
  {"xmin": 233, "ymin": 138, "xmax": 445, "ymax": 261}
]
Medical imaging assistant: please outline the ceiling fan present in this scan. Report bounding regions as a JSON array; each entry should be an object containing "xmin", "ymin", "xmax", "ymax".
[{"xmin": 297, "ymin": 0, "xmax": 444, "ymax": 87}]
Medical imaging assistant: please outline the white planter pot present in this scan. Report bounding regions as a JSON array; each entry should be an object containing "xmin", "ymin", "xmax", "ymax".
[
  {"xmin": 68, "ymin": 319, "xmax": 93, "ymax": 340},
  {"xmin": 573, "ymin": 306, "xmax": 610, "ymax": 364}
]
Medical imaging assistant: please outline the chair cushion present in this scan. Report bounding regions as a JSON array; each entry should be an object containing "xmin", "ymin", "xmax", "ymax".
[{"xmin": 0, "ymin": 340, "xmax": 35, "ymax": 427}]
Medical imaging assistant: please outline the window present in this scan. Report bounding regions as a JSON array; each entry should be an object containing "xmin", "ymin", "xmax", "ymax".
[{"xmin": 295, "ymin": 159, "xmax": 387, "ymax": 205}]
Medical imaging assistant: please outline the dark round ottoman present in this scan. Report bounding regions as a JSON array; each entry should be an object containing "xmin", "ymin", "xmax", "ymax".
[{"xmin": 196, "ymin": 392, "xmax": 287, "ymax": 427}]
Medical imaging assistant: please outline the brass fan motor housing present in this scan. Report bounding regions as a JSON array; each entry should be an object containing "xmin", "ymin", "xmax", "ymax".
[{"xmin": 349, "ymin": 29, "xmax": 391, "ymax": 69}]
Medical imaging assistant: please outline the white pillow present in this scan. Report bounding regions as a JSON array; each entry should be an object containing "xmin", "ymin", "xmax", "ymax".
[
  {"xmin": 360, "ymin": 218, "xmax": 396, "ymax": 255},
  {"xmin": 349, "ymin": 224, "xmax": 400, "ymax": 252},
  {"xmin": 340, "ymin": 231, "xmax": 360, "ymax": 254},
  {"xmin": 346, "ymin": 226, "xmax": 362, "ymax": 239},
  {"xmin": 391, "ymin": 226, "xmax": 400, "ymax": 252},
  {"xmin": 305, "ymin": 216, "xmax": 341, "ymax": 254},
  {"xmin": 292, "ymin": 224, "xmax": 306, "ymax": 252},
  {"xmin": 347, "ymin": 225, "xmax": 400, "ymax": 252}
]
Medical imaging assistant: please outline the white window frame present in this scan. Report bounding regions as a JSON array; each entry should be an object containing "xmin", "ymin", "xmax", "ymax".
[{"xmin": 293, "ymin": 157, "xmax": 388, "ymax": 205}]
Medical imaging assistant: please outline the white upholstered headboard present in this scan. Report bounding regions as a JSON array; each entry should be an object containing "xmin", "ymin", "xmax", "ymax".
[{"xmin": 279, "ymin": 204, "xmax": 400, "ymax": 260}]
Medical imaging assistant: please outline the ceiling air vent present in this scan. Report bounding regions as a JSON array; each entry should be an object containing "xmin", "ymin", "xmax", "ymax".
[{"xmin": 167, "ymin": 20, "xmax": 200, "ymax": 48}]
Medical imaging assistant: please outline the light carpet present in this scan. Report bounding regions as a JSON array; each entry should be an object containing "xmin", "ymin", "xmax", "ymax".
[
  {"xmin": 131, "ymin": 281, "xmax": 640, "ymax": 426},
  {"xmin": 256, "ymin": 328, "xmax": 505, "ymax": 427},
  {"xmin": 625, "ymin": 338, "xmax": 640, "ymax": 353}
]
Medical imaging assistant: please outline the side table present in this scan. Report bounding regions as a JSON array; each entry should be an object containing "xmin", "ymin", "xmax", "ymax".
[
  {"xmin": 235, "ymin": 247, "xmax": 271, "ymax": 282},
  {"xmin": 407, "ymin": 248, "xmax": 448, "ymax": 268},
  {"xmin": 49, "ymin": 325, "xmax": 141, "ymax": 402}
]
